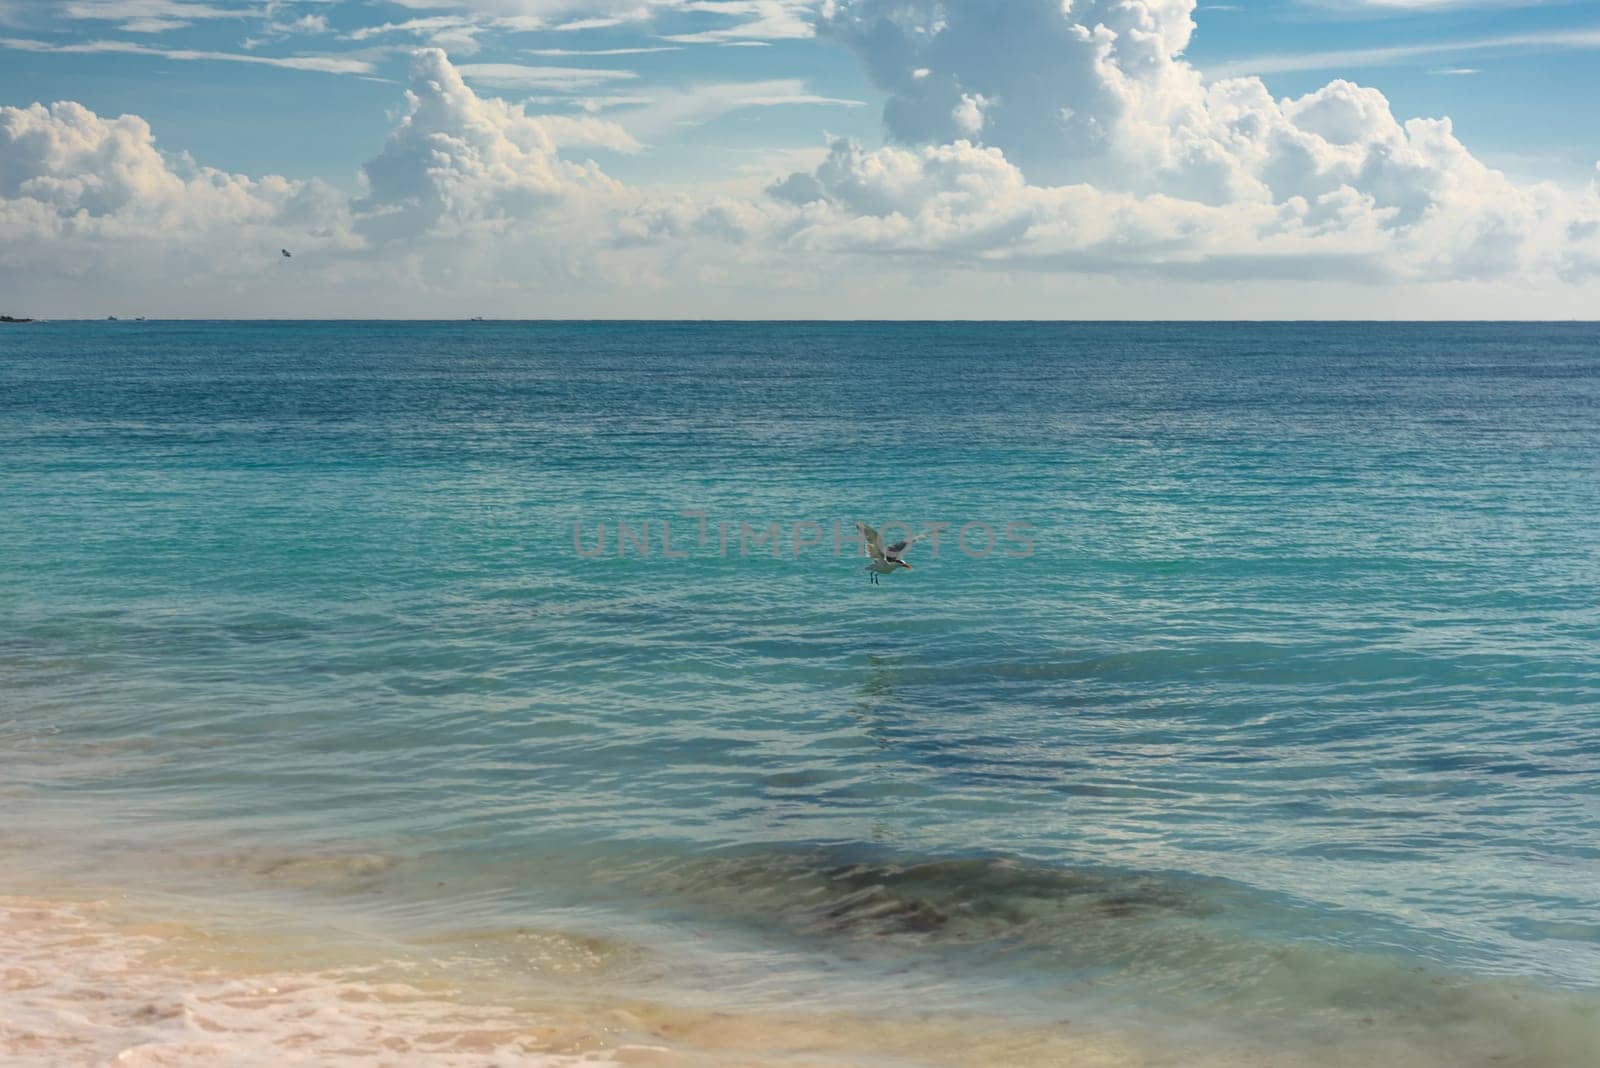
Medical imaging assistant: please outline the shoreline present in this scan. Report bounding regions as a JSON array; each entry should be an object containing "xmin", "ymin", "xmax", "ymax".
[
  {"xmin": 2, "ymin": 811, "xmax": 1597, "ymax": 1068},
  {"xmin": 4, "ymin": 862, "xmax": 1597, "ymax": 1068},
  {"xmin": 0, "ymin": 886, "xmax": 1158, "ymax": 1068},
  {"xmin": 0, "ymin": 892, "xmax": 638, "ymax": 1066}
]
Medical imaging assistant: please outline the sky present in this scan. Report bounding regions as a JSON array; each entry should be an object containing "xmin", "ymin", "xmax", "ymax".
[{"xmin": 2, "ymin": 0, "xmax": 1599, "ymax": 319}]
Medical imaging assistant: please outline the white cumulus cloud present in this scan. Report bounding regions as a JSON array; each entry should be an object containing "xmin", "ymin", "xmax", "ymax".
[
  {"xmin": 3, "ymin": 34, "xmax": 1600, "ymax": 316},
  {"xmin": 0, "ymin": 97, "xmax": 339, "ymax": 256},
  {"xmin": 353, "ymin": 48, "xmax": 631, "ymax": 242},
  {"xmin": 786, "ymin": 0, "xmax": 1600, "ymax": 282}
]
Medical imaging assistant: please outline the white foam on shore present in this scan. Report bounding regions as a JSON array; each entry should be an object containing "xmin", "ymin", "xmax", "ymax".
[
  {"xmin": 6, "ymin": 884, "xmax": 1593, "ymax": 1068},
  {"xmin": 0, "ymin": 891, "xmax": 1156, "ymax": 1068},
  {"xmin": 0, "ymin": 896, "xmax": 633, "ymax": 1067}
]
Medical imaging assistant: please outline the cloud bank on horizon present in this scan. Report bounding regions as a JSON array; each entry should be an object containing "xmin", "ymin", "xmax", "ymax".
[{"xmin": 2, "ymin": 0, "xmax": 1599, "ymax": 316}]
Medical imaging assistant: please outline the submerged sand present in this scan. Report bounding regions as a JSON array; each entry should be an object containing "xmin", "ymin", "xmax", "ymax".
[
  {"xmin": 3, "ymin": 892, "xmax": 1157, "ymax": 1068},
  {"xmin": 3, "ymin": 835, "xmax": 1596, "ymax": 1068},
  {"xmin": 7, "ymin": 887, "xmax": 1597, "ymax": 1068},
  {"xmin": 1, "ymin": 896, "xmax": 627, "ymax": 1067}
]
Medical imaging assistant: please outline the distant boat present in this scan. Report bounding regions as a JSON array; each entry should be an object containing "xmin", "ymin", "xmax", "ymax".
[
  {"xmin": 135, "ymin": 316, "xmax": 146, "ymax": 322},
  {"xmin": 1, "ymin": 315, "xmax": 34, "ymax": 324},
  {"xmin": 107, "ymin": 315, "xmax": 119, "ymax": 321},
  {"xmin": 470, "ymin": 316, "xmax": 485, "ymax": 322}
]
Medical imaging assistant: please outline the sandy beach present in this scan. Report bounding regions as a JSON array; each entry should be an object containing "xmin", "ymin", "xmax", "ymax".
[
  {"xmin": 2, "ymin": 888, "xmax": 1167, "ymax": 1068},
  {"xmin": 6, "ymin": 872, "xmax": 1598, "ymax": 1068},
  {"xmin": 1, "ymin": 894, "xmax": 629, "ymax": 1067}
]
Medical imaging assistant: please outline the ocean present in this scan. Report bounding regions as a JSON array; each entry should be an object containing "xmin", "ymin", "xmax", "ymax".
[{"xmin": 2, "ymin": 321, "xmax": 1597, "ymax": 1065}]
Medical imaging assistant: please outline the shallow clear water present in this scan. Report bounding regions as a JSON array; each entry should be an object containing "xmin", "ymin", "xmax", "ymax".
[{"xmin": 3, "ymin": 321, "xmax": 1598, "ymax": 1061}]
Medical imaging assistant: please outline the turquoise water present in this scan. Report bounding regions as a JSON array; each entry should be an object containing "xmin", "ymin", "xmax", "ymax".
[{"xmin": 3, "ymin": 322, "xmax": 1598, "ymax": 1060}]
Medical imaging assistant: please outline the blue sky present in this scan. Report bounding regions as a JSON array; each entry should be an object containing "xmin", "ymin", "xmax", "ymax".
[{"xmin": 2, "ymin": 1, "xmax": 1599, "ymax": 317}]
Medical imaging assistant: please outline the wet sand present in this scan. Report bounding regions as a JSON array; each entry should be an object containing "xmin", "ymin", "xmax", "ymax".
[
  {"xmin": 1, "ymin": 895, "xmax": 626, "ymax": 1067},
  {"xmin": 2, "ymin": 889, "xmax": 1154, "ymax": 1068},
  {"xmin": 8, "ymin": 881, "xmax": 1596, "ymax": 1068}
]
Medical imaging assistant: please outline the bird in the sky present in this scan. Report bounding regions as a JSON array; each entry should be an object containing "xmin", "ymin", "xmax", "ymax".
[
  {"xmin": 857, "ymin": 522, "xmax": 931, "ymax": 584},
  {"xmin": 281, "ymin": 248, "xmax": 292, "ymax": 258}
]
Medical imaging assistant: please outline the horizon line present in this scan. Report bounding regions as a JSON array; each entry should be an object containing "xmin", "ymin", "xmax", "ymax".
[{"xmin": 8, "ymin": 318, "xmax": 1600, "ymax": 325}]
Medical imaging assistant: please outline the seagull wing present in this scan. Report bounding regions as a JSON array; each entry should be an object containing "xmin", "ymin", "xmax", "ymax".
[
  {"xmin": 856, "ymin": 522, "xmax": 887, "ymax": 562},
  {"xmin": 884, "ymin": 529, "xmax": 936, "ymax": 560}
]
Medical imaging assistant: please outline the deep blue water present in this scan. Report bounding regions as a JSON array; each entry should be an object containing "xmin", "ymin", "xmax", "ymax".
[{"xmin": 3, "ymin": 322, "xmax": 1598, "ymax": 1058}]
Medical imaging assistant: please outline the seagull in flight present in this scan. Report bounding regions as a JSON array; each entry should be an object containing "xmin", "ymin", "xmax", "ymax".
[
  {"xmin": 857, "ymin": 522, "xmax": 931, "ymax": 584},
  {"xmin": 280, "ymin": 248, "xmax": 292, "ymax": 258}
]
